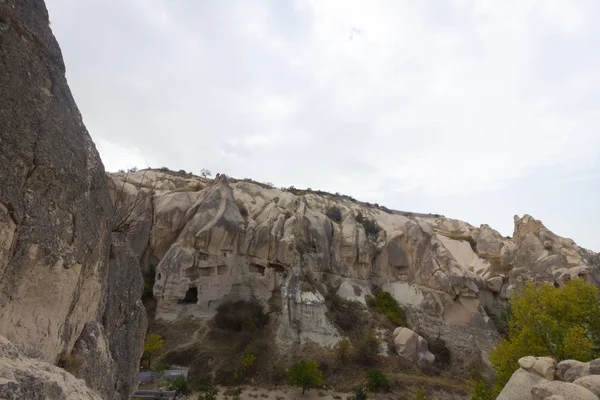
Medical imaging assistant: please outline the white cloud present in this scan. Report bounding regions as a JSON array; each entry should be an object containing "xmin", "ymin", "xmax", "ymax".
[{"xmin": 46, "ymin": 0, "xmax": 600, "ymax": 250}]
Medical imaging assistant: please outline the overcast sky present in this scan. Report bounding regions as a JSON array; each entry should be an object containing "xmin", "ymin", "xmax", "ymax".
[{"xmin": 46, "ymin": 0, "xmax": 599, "ymax": 251}]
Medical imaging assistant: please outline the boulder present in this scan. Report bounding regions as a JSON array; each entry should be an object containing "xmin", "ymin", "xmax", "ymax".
[
  {"xmin": 531, "ymin": 380, "xmax": 597, "ymax": 400},
  {"xmin": 0, "ymin": 335, "xmax": 102, "ymax": 400},
  {"xmin": 497, "ymin": 368, "xmax": 547, "ymax": 400},
  {"xmin": 564, "ymin": 363, "xmax": 591, "ymax": 383},
  {"xmin": 573, "ymin": 375, "xmax": 600, "ymax": 396},
  {"xmin": 518, "ymin": 356, "xmax": 556, "ymax": 380},
  {"xmin": 556, "ymin": 360, "xmax": 586, "ymax": 381},
  {"xmin": 392, "ymin": 327, "xmax": 435, "ymax": 368},
  {"xmin": 487, "ymin": 276, "xmax": 503, "ymax": 292},
  {"xmin": 589, "ymin": 359, "xmax": 600, "ymax": 375}
]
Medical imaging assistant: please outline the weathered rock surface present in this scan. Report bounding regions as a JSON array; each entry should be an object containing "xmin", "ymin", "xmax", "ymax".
[
  {"xmin": 107, "ymin": 169, "xmax": 599, "ymax": 374},
  {"xmin": 573, "ymin": 375, "xmax": 600, "ymax": 397},
  {"xmin": 499, "ymin": 355, "xmax": 600, "ymax": 400},
  {"xmin": 497, "ymin": 368, "xmax": 547, "ymax": 400},
  {"xmin": 392, "ymin": 327, "xmax": 435, "ymax": 367},
  {"xmin": 0, "ymin": 335, "xmax": 102, "ymax": 400},
  {"xmin": 531, "ymin": 380, "xmax": 597, "ymax": 400},
  {"xmin": 0, "ymin": 1, "xmax": 146, "ymax": 398},
  {"xmin": 519, "ymin": 356, "xmax": 556, "ymax": 381}
]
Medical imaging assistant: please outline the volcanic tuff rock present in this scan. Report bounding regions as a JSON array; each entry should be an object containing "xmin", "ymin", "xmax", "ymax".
[
  {"xmin": 109, "ymin": 169, "xmax": 600, "ymax": 372},
  {"xmin": 0, "ymin": 1, "xmax": 146, "ymax": 398},
  {"xmin": 0, "ymin": 335, "xmax": 102, "ymax": 400}
]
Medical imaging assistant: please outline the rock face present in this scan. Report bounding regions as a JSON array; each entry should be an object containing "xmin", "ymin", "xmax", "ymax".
[
  {"xmin": 107, "ymin": 169, "xmax": 600, "ymax": 374},
  {"xmin": 0, "ymin": 335, "xmax": 102, "ymax": 400},
  {"xmin": 0, "ymin": 1, "xmax": 146, "ymax": 398},
  {"xmin": 392, "ymin": 327, "xmax": 435, "ymax": 367},
  {"xmin": 498, "ymin": 356, "xmax": 600, "ymax": 400}
]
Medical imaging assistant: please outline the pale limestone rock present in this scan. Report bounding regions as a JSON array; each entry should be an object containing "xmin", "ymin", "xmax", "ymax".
[
  {"xmin": 531, "ymin": 380, "xmax": 597, "ymax": 400},
  {"xmin": 556, "ymin": 360, "xmax": 586, "ymax": 381},
  {"xmin": 564, "ymin": 363, "xmax": 591, "ymax": 383},
  {"xmin": 518, "ymin": 357, "xmax": 556, "ymax": 380},
  {"xmin": 0, "ymin": 336, "xmax": 102, "ymax": 400},
  {"xmin": 497, "ymin": 368, "xmax": 546, "ymax": 400},
  {"xmin": 589, "ymin": 359, "xmax": 600, "ymax": 375},
  {"xmin": 392, "ymin": 327, "xmax": 435, "ymax": 368},
  {"xmin": 487, "ymin": 276, "xmax": 503, "ymax": 292},
  {"xmin": 573, "ymin": 375, "xmax": 600, "ymax": 396}
]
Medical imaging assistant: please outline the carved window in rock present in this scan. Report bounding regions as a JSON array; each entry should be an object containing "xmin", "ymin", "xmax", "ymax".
[
  {"xmin": 178, "ymin": 287, "xmax": 198, "ymax": 304},
  {"xmin": 249, "ymin": 263, "xmax": 266, "ymax": 275}
]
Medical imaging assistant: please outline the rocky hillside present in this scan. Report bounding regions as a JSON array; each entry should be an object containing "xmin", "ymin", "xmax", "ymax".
[
  {"xmin": 0, "ymin": 1, "xmax": 146, "ymax": 398},
  {"xmin": 109, "ymin": 169, "xmax": 600, "ymax": 376}
]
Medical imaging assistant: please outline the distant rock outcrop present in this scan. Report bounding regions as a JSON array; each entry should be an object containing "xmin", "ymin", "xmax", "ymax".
[
  {"xmin": 107, "ymin": 169, "xmax": 600, "ymax": 374},
  {"xmin": 0, "ymin": 1, "xmax": 146, "ymax": 398}
]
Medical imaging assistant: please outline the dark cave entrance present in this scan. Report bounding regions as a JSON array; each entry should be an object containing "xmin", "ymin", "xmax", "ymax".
[{"xmin": 178, "ymin": 287, "xmax": 198, "ymax": 304}]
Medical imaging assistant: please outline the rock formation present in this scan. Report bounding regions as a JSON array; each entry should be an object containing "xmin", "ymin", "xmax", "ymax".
[
  {"xmin": 0, "ymin": 335, "xmax": 103, "ymax": 400},
  {"xmin": 392, "ymin": 327, "xmax": 435, "ymax": 368},
  {"xmin": 0, "ymin": 1, "xmax": 146, "ymax": 398},
  {"xmin": 108, "ymin": 169, "xmax": 600, "ymax": 374},
  {"xmin": 498, "ymin": 356, "xmax": 600, "ymax": 400}
]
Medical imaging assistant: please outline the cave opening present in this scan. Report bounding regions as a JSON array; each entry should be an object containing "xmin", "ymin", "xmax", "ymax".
[{"xmin": 179, "ymin": 287, "xmax": 198, "ymax": 304}]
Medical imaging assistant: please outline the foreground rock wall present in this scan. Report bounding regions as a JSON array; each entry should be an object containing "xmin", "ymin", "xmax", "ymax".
[
  {"xmin": 0, "ymin": 1, "xmax": 146, "ymax": 398},
  {"xmin": 110, "ymin": 169, "xmax": 600, "ymax": 372},
  {"xmin": 498, "ymin": 356, "xmax": 600, "ymax": 400}
]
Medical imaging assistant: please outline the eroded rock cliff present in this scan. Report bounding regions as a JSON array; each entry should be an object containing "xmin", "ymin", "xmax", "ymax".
[
  {"xmin": 0, "ymin": 1, "xmax": 146, "ymax": 398},
  {"xmin": 109, "ymin": 169, "xmax": 600, "ymax": 374}
]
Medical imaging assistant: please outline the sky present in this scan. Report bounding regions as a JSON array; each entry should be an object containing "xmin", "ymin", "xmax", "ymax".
[{"xmin": 45, "ymin": 0, "xmax": 600, "ymax": 251}]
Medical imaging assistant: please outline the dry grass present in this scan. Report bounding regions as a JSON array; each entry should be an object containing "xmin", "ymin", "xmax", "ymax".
[
  {"xmin": 173, "ymin": 181, "xmax": 205, "ymax": 192},
  {"xmin": 478, "ymin": 252, "xmax": 513, "ymax": 276},
  {"xmin": 437, "ymin": 231, "xmax": 477, "ymax": 252}
]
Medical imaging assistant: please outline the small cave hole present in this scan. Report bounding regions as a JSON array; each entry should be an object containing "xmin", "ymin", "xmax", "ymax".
[{"xmin": 178, "ymin": 287, "xmax": 198, "ymax": 304}]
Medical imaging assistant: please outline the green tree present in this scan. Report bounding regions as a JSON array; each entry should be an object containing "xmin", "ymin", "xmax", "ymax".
[
  {"xmin": 490, "ymin": 279, "xmax": 600, "ymax": 391},
  {"xmin": 168, "ymin": 375, "xmax": 190, "ymax": 395},
  {"xmin": 365, "ymin": 369, "xmax": 389, "ymax": 392},
  {"xmin": 143, "ymin": 333, "xmax": 164, "ymax": 369},
  {"xmin": 373, "ymin": 290, "xmax": 406, "ymax": 326},
  {"xmin": 286, "ymin": 360, "xmax": 324, "ymax": 394}
]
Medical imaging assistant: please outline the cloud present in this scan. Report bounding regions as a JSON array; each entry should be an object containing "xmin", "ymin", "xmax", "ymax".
[{"xmin": 46, "ymin": 0, "xmax": 600, "ymax": 250}]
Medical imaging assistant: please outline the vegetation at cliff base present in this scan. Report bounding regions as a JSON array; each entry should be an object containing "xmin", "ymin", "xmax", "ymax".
[
  {"xmin": 287, "ymin": 360, "xmax": 324, "ymax": 394},
  {"xmin": 489, "ymin": 279, "xmax": 600, "ymax": 393},
  {"xmin": 143, "ymin": 333, "xmax": 164, "ymax": 369}
]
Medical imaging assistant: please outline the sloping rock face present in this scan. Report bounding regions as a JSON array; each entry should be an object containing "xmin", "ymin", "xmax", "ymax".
[
  {"xmin": 498, "ymin": 356, "xmax": 600, "ymax": 400},
  {"xmin": 0, "ymin": 1, "xmax": 146, "ymax": 398},
  {"xmin": 0, "ymin": 335, "xmax": 102, "ymax": 400},
  {"xmin": 110, "ymin": 169, "xmax": 599, "ymax": 373}
]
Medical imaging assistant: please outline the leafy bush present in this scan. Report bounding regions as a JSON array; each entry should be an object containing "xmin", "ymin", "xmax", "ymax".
[
  {"xmin": 354, "ymin": 330, "xmax": 380, "ymax": 366},
  {"xmin": 354, "ymin": 387, "xmax": 368, "ymax": 400},
  {"xmin": 428, "ymin": 337, "xmax": 451, "ymax": 369},
  {"xmin": 143, "ymin": 333, "xmax": 164, "ymax": 369},
  {"xmin": 365, "ymin": 369, "xmax": 389, "ymax": 392},
  {"xmin": 414, "ymin": 387, "xmax": 430, "ymax": 400},
  {"xmin": 168, "ymin": 375, "xmax": 190, "ymax": 395},
  {"xmin": 326, "ymin": 206, "xmax": 343, "ymax": 222},
  {"xmin": 215, "ymin": 300, "xmax": 269, "ymax": 332},
  {"xmin": 490, "ymin": 279, "xmax": 600, "ymax": 391},
  {"xmin": 324, "ymin": 290, "xmax": 367, "ymax": 333},
  {"xmin": 286, "ymin": 360, "xmax": 324, "ymax": 394},
  {"xmin": 198, "ymin": 384, "xmax": 219, "ymax": 400},
  {"xmin": 484, "ymin": 305, "xmax": 512, "ymax": 338},
  {"xmin": 355, "ymin": 213, "xmax": 381, "ymax": 237},
  {"xmin": 334, "ymin": 339, "xmax": 351, "ymax": 361},
  {"xmin": 373, "ymin": 290, "xmax": 406, "ymax": 326}
]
